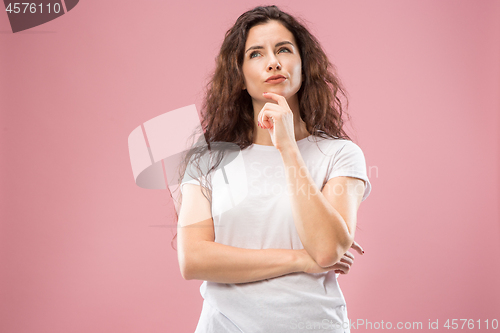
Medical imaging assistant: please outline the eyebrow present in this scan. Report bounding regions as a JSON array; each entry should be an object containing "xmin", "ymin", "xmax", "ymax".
[{"xmin": 245, "ymin": 41, "xmax": 294, "ymax": 54}]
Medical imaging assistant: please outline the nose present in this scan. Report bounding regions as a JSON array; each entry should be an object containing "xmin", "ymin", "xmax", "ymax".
[{"xmin": 267, "ymin": 54, "xmax": 281, "ymax": 71}]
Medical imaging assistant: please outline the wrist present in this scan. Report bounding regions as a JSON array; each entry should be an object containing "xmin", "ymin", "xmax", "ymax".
[
  {"xmin": 278, "ymin": 142, "xmax": 299, "ymax": 155},
  {"xmin": 279, "ymin": 143, "xmax": 301, "ymax": 164}
]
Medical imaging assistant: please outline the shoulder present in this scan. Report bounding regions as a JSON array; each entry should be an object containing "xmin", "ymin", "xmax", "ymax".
[{"xmin": 307, "ymin": 134, "xmax": 363, "ymax": 157}]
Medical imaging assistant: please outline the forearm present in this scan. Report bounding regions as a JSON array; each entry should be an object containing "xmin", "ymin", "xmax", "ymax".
[
  {"xmin": 280, "ymin": 145, "xmax": 353, "ymax": 266},
  {"xmin": 179, "ymin": 241, "xmax": 303, "ymax": 284}
]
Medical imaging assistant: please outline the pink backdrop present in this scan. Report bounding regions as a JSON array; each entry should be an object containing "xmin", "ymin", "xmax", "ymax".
[{"xmin": 1, "ymin": 1, "xmax": 499, "ymax": 332}]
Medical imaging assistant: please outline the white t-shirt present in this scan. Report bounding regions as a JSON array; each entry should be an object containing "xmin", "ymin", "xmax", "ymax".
[{"xmin": 181, "ymin": 134, "xmax": 372, "ymax": 333}]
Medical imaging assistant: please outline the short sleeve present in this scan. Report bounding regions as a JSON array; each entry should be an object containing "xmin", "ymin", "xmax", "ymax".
[
  {"xmin": 180, "ymin": 154, "xmax": 209, "ymax": 195},
  {"xmin": 327, "ymin": 141, "xmax": 372, "ymax": 202},
  {"xmin": 180, "ymin": 175, "xmax": 207, "ymax": 194}
]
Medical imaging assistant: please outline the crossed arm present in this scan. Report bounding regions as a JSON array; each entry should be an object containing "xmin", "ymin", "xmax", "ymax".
[{"xmin": 177, "ymin": 139, "xmax": 367, "ymax": 283}]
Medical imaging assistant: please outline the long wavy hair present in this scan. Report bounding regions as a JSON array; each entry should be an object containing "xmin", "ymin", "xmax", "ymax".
[{"xmin": 170, "ymin": 5, "xmax": 352, "ymax": 249}]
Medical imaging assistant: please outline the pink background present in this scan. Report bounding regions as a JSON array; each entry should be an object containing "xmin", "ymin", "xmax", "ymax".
[{"xmin": 1, "ymin": 1, "xmax": 499, "ymax": 332}]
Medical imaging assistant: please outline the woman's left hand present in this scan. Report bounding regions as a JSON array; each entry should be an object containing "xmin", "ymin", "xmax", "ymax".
[
  {"xmin": 335, "ymin": 241, "xmax": 365, "ymax": 274},
  {"xmin": 258, "ymin": 92, "xmax": 296, "ymax": 152},
  {"xmin": 333, "ymin": 251, "xmax": 355, "ymax": 275}
]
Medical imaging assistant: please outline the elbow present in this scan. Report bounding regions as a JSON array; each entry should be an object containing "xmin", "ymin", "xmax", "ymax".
[
  {"xmin": 178, "ymin": 240, "xmax": 209, "ymax": 281},
  {"xmin": 315, "ymin": 234, "xmax": 354, "ymax": 268},
  {"xmin": 316, "ymin": 252, "xmax": 342, "ymax": 268},
  {"xmin": 178, "ymin": 249, "xmax": 197, "ymax": 280},
  {"xmin": 179, "ymin": 262, "xmax": 193, "ymax": 281}
]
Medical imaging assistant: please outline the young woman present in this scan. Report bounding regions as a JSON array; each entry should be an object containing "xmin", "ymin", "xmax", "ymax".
[{"xmin": 175, "ymin": 5, "xmax": 371, "ymax": 333}]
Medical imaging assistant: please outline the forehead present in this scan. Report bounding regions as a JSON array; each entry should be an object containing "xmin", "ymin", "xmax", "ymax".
[{"xmin": 245, "ymin": 20, "xmax": 296, "ymax": 47}]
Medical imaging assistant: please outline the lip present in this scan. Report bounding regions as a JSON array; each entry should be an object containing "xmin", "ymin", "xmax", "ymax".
[{"xmin": 265, "ymin": 75, "xmax": 286, "ymax": 83}]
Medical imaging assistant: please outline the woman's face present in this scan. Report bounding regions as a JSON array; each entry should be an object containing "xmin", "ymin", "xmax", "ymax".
[{"xmin": 242, "ymin": 20, "xmax": 302, "ymax": 103}]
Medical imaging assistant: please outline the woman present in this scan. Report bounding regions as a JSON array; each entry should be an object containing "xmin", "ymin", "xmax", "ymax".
[{"xmin": 175, "ymin": 5, "xmax": 371, "ymax": 333}]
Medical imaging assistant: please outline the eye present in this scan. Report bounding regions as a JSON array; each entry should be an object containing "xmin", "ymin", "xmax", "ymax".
[
  {"xmin": 249, "ymin": 51, "xmax": 260, "ymax": 59},
  {"xmin": 249, "ymin": 47, "xmax": 290, "ymax": 59}
]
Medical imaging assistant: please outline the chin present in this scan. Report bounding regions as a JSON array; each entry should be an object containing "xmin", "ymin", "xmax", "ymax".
[
  {"xmin": 249, "ymin": 87, "xmax": 298, "ymax": 101},
  {"xmin": 266, "ymin": 88, "xmax": 294, "ymax": 98}
]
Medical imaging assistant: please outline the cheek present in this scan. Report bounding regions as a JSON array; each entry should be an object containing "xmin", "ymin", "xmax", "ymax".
[
  {"xmin": 294, "ymin": 61, "xmax": 302, "ymax": 75},
  {"xmin": 291, "ymin": 63, "xmax": 302, "ymax": 84},
  {"xmin": 243, "ymin": 68, "xmax": 258, "ymax": 87}
]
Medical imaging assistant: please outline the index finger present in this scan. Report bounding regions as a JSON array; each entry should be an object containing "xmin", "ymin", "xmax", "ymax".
[
  {"xmin": 263, "ymin": 92, "xmax": 289, "ymax": 109},
  {"xmin": 351, "ymin": 240, "xmax": 365, "ymax": 255}
]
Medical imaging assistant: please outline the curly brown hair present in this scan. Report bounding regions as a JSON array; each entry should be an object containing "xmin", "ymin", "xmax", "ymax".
[{"xmin": 170, "ymin": 5, "xmax": 352, "ymax": 250}]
